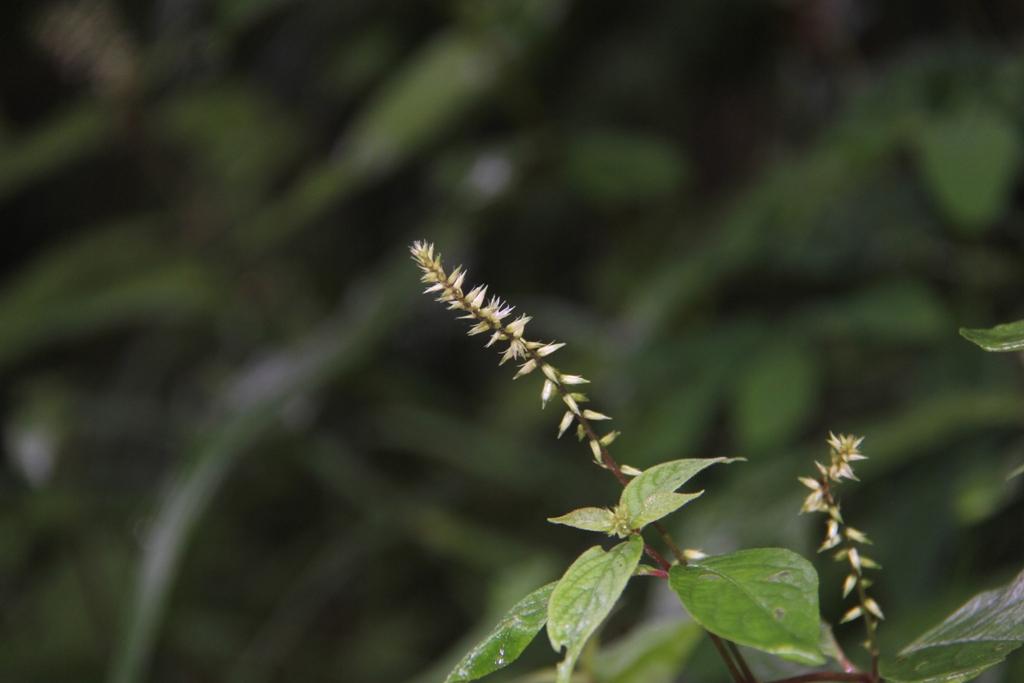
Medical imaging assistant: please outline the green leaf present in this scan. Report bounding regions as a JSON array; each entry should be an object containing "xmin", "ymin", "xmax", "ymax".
[
  {"xmin": 547, "ymin": 508, "xmax": 616, "ymax": 534},
  {"xmin": 445, "ymin": 582, "xmax": 556, "ymax": 683},
  {"xmin": 593, "ymin": 620, "xmax": 702, "ymax": 683},
  {"xmin": 734, "ymin": 343, "xmax": 819, "ymax": 452},
  {"xmin": 109, "ymin": 252, "xmax": 418, "ymax": 683},
  {"xmin": 565, "ymin": 129, "xmax": 688, "ymax": 205},
  {"xmin": 913, "ymin": 107, "xmax": 1021, "ymax": 234},
  {"xmin": 620, "ymin": 458, "xmax": 739, "ymax": 529},
  {"xmin": 1009, "ymin": 463, "xmax": 1024, "ymax": 480},
  {"xmin": 804, "ymin": 281, "xmax": 951, "ymax": 345},
  {"xmin": 818, "ymin": 622, "xmax": 845, "ymax": 666},
  {"xmin": 155, "ymin": 84, "xmax": 302, "ymax": 202},
  {"xmin": 668, "ymin": 548, "xmax": 824, "ymax": 665},
  {"xmin": 880, "ymin": 568, "xmax": 1024, "ymax": 683},
  {"xmin": 628, "ymin": 492, "xmax": 704, "ymax": 530},
  {"xmin": 548, "ymin": 536, "xmax": 644, "ymax": 683},
  {"xmin": 0, "ymin": 104, "xmax": 109, "ymax": 201},
  {"xmin": 959, "ymin": 320, "xmax": 1024, "ymax": 352}
]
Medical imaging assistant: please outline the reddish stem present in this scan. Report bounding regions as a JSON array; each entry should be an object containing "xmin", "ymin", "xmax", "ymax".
[
  {"xmin": 767, "ymin": 673, "xmax": 873, "ymax": 683},
  {"xmin": 643, "ymin": 543, "xmax": 671, "ymax": 571}
]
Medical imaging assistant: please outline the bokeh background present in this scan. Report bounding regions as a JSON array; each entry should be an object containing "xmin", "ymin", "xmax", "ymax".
[{"xmin": 1, "ymin": 1, "xmax": 1023, "ymax": 682}]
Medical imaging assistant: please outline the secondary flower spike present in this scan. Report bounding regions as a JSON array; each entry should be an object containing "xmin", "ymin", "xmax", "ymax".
[{"xmin": 800, "ymin": 433, "xmax": 884, "ymax": 656}]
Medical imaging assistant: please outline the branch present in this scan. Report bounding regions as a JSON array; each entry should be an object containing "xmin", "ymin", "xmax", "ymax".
[{"xmin": 767, "ymin": 673, "xmax": 872, "ymax": 683}]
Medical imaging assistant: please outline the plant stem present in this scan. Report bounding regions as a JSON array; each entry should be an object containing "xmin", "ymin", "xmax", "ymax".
[
  {"xmin": 767, "ymin": 673, "xmax": 872, "ymax": 683},
  {"xmin": 416, "ymin": 259, "xmax": 755, "ymax": 683},
  {"xmin": 642, "ymin": 543, "xmax": 671, "ymax": 570},
  {"xmin": 821, "ymin": 623, "xmax": 860, "ymax": 674},
  {"xmin": 652, "ymin": 521, "xmax": 688, "ymax": 564},
  {"xmin": 728, "ymin": 641, "xmax": 757, "ymax": 683},
  {"xmin": 416, "ymin": 252, "xmax": 891, "ymax": 683},
  {"xmin": 519, "ymin": 346, "xmax": 758, "ymax": 683},
  {"xmin": 709, "ymin": 632, "xmax": 749, "ymax": 683},
  {"xmin": 819, "ymin": 481, "xmax": 880, "ymax": 681}
]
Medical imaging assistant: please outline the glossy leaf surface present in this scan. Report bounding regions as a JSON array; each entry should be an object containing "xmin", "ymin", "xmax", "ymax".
[
  {"xmin": 880, "ymin": 568, "xmax": 1024, "ymax": 682},
  {"xmin": 628, "ymin": 492, "xmax": 703, "ymax": 530},
  {"xmin": 620, "ymin": 458, "xmax": 738, "ymax": 529},
  {"xmin": 548, "ymin": 536, "xmax": 643, "ymax": 683},
  {"xmin": 960, "ymin": 320, "xmax": 1024, "ymax": 352},
  {"xmin": 669, "ymin": 548, "xmax": 824, "ymax": 665},
  {"xmin": 445, "ymin": 582, "xmax": 556, "ymax": 683}
]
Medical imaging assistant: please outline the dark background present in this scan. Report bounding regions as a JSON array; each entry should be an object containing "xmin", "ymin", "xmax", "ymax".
[{"xmin": 1, "ymin": 1, "xmax": 1023, "ymax": 682}]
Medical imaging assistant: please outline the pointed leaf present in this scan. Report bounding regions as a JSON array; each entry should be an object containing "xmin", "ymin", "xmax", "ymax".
[
  {"xmin": 913, "ymin": 107, "xmax": 1020, "ymax": 234},
  {"xmin": 959, "ymin": 320, "xmax": 1024, "ymax": 352},
  {"xmin": 548, "ymin": 536, "xmax": 644, "ymax": 683},
  {"xmin": 547, "ymin": 507, "xmax": 616, "ymax": 534},
  {"xmin": 734, "ymin": 343, "xmax": 819, "ymax": 452},
  {"xmin": 880, "ymin": 567, "xmax": 1024, "ymax": 682},
  {"xmin": 668, "ymin": 548, "xmax": 824, "ymax": 665},
  {"xmin": 620, "ymin": 458, "xmax": 739, "ymax": 528},
  {"xmin": 628, "ymin": 491, "xmax": 704, "ymax": 529},
  {"xmin": 445, "ymin": 582, "xmax": 556, "ymax": 683}
]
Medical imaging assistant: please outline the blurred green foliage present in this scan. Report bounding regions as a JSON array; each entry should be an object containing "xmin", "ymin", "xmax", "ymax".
[{"xmin": 0, "ymin": 1, "xmax": 1022, "ymax": 682}]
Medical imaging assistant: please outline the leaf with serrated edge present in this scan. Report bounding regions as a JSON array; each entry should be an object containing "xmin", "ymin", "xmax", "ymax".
[
  {"xmin": 959, "ymin": 320, "xmax": 1024, "ymax": 352},
  {"xmin": 548, "ymin": 507, "xmax": 616, "ymax": 533},
  {"xmin": 669, "ymin": 548, "xmax": 824, "ymax": 665},
  {"xmin": 629, "ymin": 491, "xmax": 704, "ymax": 529},
  {"xmin": 880, "ymin": 567, "xmax": 1024, "ymax": 683},
  {"xmin": 620, "ymin": 458, "xmax": 739, "ymax": 529},
  {"xmin": 548, "ymin": 536, "xmax": 644, "ymax": 683},
  {"xmin": 445, "ymin": 582, "xmax": 556, "ymax": 683}
]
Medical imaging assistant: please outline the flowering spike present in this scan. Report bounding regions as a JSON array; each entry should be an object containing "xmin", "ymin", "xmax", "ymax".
[
  {"xmin": 467, "ymin": 321, "xmax": 490, "ymax": 336},
  {"xmin": 468, "ymin": 285, "xmax": 487, "ymax": 308},
  {"xmin": 541, "ymin": 380, "xmax": 555, "ymax": 408},
  {"xmin": 848, "ymin": 547, "xmax": 862, "ymax": 573},
  {"xmin": 845, "ymin": 527, "xmax": 871, "ymax": 544},
  {"xmin": 819, "ymin": 532, "xmax": 841, "ymax": 553},
  {"xmin": 485, "ymin": 331, "xmax": 504, "ymax": 348},
  {"xmin": 798, "ymin": 431, "xmax": 883, "ymax": 653},
  {"xmin": 842, "ymin": 574, "xmax": 857, "ymax": 598},
  {"xmin": 864, "ymin": 598, "xmax": 884, "ymax": 620},
  {"xmin": 860, "ymin": 555, "xmax": 881, "ymax": 570},
  {"xmin": 411, "ymin": 242, "xmax": 630, "ymax": 484},
  {"xmin": 537, "ymin": 342, "xmax": 565, "ymax": 357},
  {"xmin": 507, "ymin": 315, "xmax": 530, "ymax": 338},
  {"xmin": 514, "ymin": 359, "xmax": 537, "ymax": 379},
  {"xmin": 840, "ymin": 606, "xmax": 863, "ymax": 624},
  {"xmin": 557, "ymin": 411, "xmax": 574, "ymax": 438}
]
